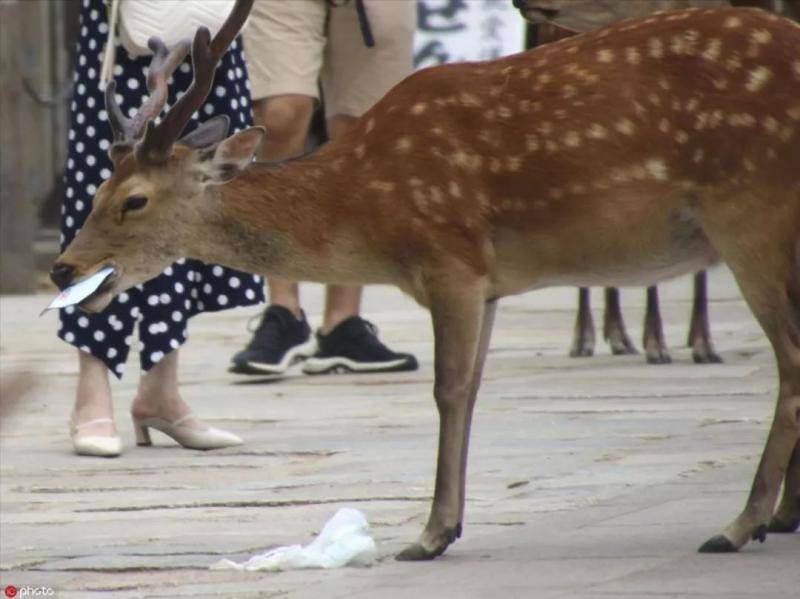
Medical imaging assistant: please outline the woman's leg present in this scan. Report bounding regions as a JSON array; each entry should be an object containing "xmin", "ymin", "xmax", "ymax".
[
  {"xmin": 130, "ymin": 350, "xmax": 194, "ymax": 425},
  {"xmin": 70, "ymin": 351, "xmax": 121, "ymax": 456},
  {"xmin": 72, "ymin": 350, "xmax": 117, "ymax": 437},
  {"xmin": 130, "ymin": 350, "xmax": 242, "ymax": 449}
]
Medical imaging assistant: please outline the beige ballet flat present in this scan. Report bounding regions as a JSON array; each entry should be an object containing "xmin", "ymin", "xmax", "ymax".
[
  {"xmin": 70, "ymin": 417, "xmax": 122, "ymax": 457},
  {"xmin": 132, "ymin": 413, "xmax": 243, "ymax": 450}
]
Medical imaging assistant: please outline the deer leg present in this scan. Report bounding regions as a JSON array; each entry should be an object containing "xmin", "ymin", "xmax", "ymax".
[
  {"xmin": 569, "ymin": 287, "xmax": 595, "ymax": 357},
  {"xmin": 643, "ymin": 286, "xmax": 672, "ymax": 364},
  {"xmin": 603, "ymin": 287, "xmax": 638, "ymax": 355},
  {"xmin": 699, "ymin": 230, "xmax": 800, "ymax": 552},
  {"xmin": 397, "ymin": 281, "xmax": 489, "ymax": 561},
  {"xmin": 688, "ymin": 271, "xmax": 723, "ymax": 364},
  {"xmin": 768, "ymin": 439, "xmax": 800, "ymax": 533}
]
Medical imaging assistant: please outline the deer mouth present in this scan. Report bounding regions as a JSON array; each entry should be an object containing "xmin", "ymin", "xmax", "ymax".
[{"xmin": 78, "ymin": 265, "xmax": 121, "ymax": 313}]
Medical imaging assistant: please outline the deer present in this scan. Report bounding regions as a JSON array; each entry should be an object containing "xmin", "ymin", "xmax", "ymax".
[
  {"xmin": 51, "ymin": 0, "xmax": 800, "ymax": 560},
  {"xmin": 529, "ymin": 18, "xmax": 722, "ymax": 364},
  {"xmin": 570, "ymin": 273, "xmax": 720, "ymax": 364}
]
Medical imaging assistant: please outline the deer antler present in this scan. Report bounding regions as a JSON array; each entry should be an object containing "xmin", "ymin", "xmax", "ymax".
[
  {"xmin": 135, "ymin": 0, "xmax": 255, "ymax": 163},
  {"xmin": 105, "ymin": 37, "xmax": 191, "ymax": 153}
]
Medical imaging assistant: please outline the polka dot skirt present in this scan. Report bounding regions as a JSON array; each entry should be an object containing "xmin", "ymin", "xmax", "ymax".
[{"xmin": 59, "ymin": 0, "xmax": 265, "ymax": 378}]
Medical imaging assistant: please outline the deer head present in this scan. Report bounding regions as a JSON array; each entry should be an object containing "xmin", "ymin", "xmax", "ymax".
[{"xmin": 51, "ymin": 0, "xmax": 261, "ymax": 313}]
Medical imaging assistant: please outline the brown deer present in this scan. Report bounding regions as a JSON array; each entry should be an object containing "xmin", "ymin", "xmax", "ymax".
[
  {"xmin": 531, "ymin": 17, "xmax": 722, "ymax": 364},
  {"xmin": 570, "ymin": 273, "xmax": 721, "ymax": 364},
  {"xmin": 52, "ymin": 0, "xmax": 800, "ymax": 560}
]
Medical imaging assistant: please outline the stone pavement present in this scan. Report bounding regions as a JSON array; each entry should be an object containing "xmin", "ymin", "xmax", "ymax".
[{"xmin": 1, "ymin": 268, "xmax": 798, "ymax": 598}]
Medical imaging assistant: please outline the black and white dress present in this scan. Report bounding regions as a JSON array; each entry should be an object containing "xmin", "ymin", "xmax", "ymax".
[{"xmin": 59, "ymin": 0, "xmax": 265, "ymax": 377}]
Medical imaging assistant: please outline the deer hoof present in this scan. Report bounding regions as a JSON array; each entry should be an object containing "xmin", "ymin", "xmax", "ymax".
[
  {"xmin": 609, "ymin": 339, "xmax": 638, "ymax": 355},
  {"xmin": 569, "ymin": 346, "xmax": 594, "ymax": 358},
  {"xmin": 395, "ymin": 542, "xmax": 448, "ymax": 561},
  {"xmin": 698, "ymin": 534, "xmax": 738, "ymax": 553},
  {"xmin": 692, "ymin": 349, "xmax": 723, "ymax": 364},
  {"xmin": 767, "ymin": 515, "xmax": 799, "ymax": 533},
  {"xmin": 645, "ymin": 350, "xmax": 672, "ymax": 365}
]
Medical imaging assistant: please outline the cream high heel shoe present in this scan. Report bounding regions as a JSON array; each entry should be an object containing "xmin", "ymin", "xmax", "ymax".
[
  {"xmin": 132, "ymin": 414, "xmax": 243, "ymax": 450},
  {"xmin": 70, "ymin": 417, "xmax": 123, "ymax": 457}
]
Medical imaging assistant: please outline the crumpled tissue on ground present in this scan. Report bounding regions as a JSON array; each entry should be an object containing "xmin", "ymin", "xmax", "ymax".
[{"xmin": 210, "ymin": 508, "xmax": 377, "ymax": 571}]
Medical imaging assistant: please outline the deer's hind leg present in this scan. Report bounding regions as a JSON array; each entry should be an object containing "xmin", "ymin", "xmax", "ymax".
[
  {"xmin": 698, "ymin": 206, "xmax": 800, "ymax": 552},
  {"xmin": 604, "ymin": 288, "xmax": 638, "ymax": 355},
  {"xmin": 688, "ymin": 271, "xmax": 723, "ymax": 364}
]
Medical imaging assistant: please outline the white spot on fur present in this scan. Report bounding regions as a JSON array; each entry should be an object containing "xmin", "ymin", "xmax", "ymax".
[
  {"xmin": 702, "ymin": 38, "xmax": 722, "ymax": 61},
  {"xmin": 596, "ymin": 49, "xmax": 615, "ymax": 63},
  {"xmin": 727, "ymin": 113, "xmax": 757, "ymax": 127},
  {"xmin": 659, "ymin": 118, "xmax": 670, "ymax": 133},
  {"xmin": 751, "ymin": 29, "xmax": 772, "ymax": 44},
  {"xmin": 625, "ymin": 47, "xmax": 641, "ymax": 64},
  {"xmin": 675, "ymin": 130, "xmax": 689, "ymax": 144},
  {"xmin": 525, "ymin": 134, "xmax": 540, "ymax": 152},
  {"xmin": 410, "ymin": 102, "xmax": 427, "ymax": 115},
  {"xmin": 368, "ymin": 180, "xmax": 396, "ymax": 193},
  {"xmin": 692, "ymin": 148, "xmax": 704, "ymax": 163},
  {"xmin": 506, "ymin": 156, "xmax": 523, "ymax": 172},
  {"xmin": 763, "ymin": 116, "xmax": 780, "ymax": 134},
  {"xmin": 648, "ymin": 38, "xmax": 664, "ymax": 59},
  {"xmin": 724, "ymin": 16, "xmax": 742, "ymax": 29},
  {"xmin": 564, "ymin": 131, "xmax": 581, "ymax": 147},
  {"xmin": 614, "ymin": 118, "xmax": 635, "ymax": 135},
  {"xmin": 725, "ymin": 54, "xmax": 742, "ymax": 72},
  {"xmin": 396, "ymin": 138, "xmax": 412, "ymax": 152},
  {"xmin": 746, "ymin": 66, "xmax": 772, "ymax": 92},
  {"xmin": 646, "ymin": 159, "xmax": 669, "ymax": 180},
  {"xmin": 586, "ymin": 123, "xmax": 608, "ymax": 139}
]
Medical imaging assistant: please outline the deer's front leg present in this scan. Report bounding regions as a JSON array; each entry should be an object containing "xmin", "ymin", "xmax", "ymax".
[
  {"xmin": 569, "ymin": 288, "xmax": 595, "ymax": 357},
  {"xmin": 396, "ymin": 280, "xmax": 488, "ymax": 561}
]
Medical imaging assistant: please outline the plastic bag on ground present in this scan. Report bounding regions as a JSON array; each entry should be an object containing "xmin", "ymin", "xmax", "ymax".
[{"xmin": 210, "ymin": 508, "xmax": 377, "ymax": 572}]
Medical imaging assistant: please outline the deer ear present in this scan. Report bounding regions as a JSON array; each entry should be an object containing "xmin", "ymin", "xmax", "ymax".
[
  {"xmin": 179, "ymin": 116, "xmax": 231, "ymax": 149},
  {"xmin": 197, "ymin": 127, "xmax": 265, "ymax": 184}
]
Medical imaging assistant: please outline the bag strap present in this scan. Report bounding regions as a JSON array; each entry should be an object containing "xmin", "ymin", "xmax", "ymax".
[{"xmin": 327, "ymin": 0, "xmax": 374, "ymax": 48}]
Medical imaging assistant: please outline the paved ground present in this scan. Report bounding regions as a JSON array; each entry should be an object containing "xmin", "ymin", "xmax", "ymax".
[{"xmin": 1, "ymin": 268, "xmax": 798, "ymax": 598}]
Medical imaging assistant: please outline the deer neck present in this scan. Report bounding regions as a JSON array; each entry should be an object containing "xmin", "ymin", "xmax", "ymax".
[{"xmin": 192, "ymin": 146, "xmax": 373, "ymax": 284}]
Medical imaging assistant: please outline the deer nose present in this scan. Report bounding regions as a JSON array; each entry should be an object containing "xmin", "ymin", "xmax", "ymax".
[{"xmin": 50, "ymin": 263, "xmax": 76, "ymax": 291}]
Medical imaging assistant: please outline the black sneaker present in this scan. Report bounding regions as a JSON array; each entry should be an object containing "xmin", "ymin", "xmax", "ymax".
[
  {"xmin": 302, "ymin": 316, "xmax": 419, "ymax": 375},
  {"xmin": 229, "ymin": 305, "xmax": 317, "ymax": 375}
]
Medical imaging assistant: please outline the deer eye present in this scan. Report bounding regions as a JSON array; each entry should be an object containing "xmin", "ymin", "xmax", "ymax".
[{"xmin": 122, "ymin": 195, "xmax": 148, "ymax": 213}]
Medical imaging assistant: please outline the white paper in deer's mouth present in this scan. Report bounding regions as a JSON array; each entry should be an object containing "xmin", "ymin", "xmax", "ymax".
[{"xmin": 42, "ymin": 267, "xmax": 116, "ymax": 314}]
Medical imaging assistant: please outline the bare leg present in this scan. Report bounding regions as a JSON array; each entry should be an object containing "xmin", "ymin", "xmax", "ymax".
[
  {"xmin": 320, "ymin": 114, "xmax": 362, "ymax": 333},
  {"xmin": 252, "ymin": 94, "xmax": 316, "ymax": 318},
  {"xmin": 643, "ymin": 286, "xmax": 671, "ymax": 364},
  {"xmin": 130, "ymin": 351, "xmax": 206, "ymax": 429},
  {"xmin": 603, "ymin": 287, "xmax": 637, "ymax": 355},
  {"xmin": 569, "ymin": 288, "xmax": 595, "ymax": 357},
  {"xmin": 71, "ymin": 351, "xmax": 117, "ymax": 438},
  {"xmin": 396, "ymin": 272, "xmax": 490, "ymax": 560},
  {"xmin": 688, "ymin": 271, "xmax": 723, "ymax": 363}
]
